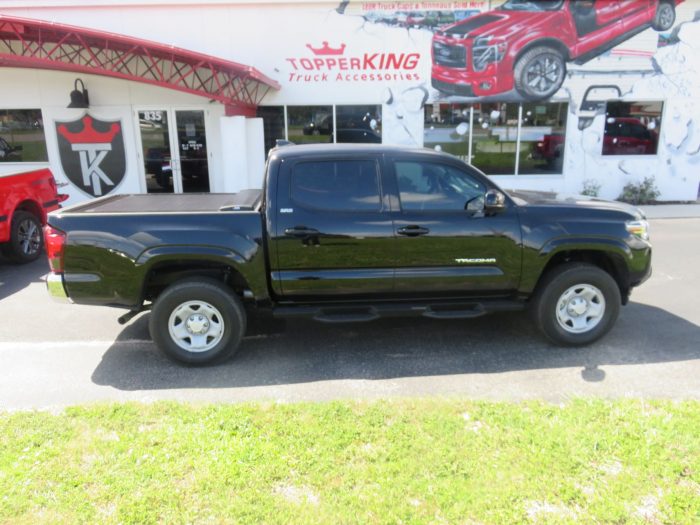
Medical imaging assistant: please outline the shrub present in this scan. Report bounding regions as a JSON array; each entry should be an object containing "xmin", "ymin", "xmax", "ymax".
[
  {"xmin": 618, "ymin": 177, "xmax": 660, "ymax": 204},
  {"xmin": 581, "ymin": 179, "xmax": 601, "ymax": 197}
]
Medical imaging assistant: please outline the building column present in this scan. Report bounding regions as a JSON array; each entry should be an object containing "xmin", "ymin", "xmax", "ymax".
[{"xmin": 219, "ymin": 115, "xmax": 266, "ymax": 193}]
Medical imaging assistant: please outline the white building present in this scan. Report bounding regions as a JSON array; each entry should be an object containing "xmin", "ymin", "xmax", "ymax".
[{"xmin": 0, "ymin": 0, "xmax": 698, "ymax": 204}]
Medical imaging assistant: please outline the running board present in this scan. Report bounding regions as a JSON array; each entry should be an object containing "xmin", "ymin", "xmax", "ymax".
[{"xmin": 273, "ymin": 300, "xmax": 523, "ymax": 323}]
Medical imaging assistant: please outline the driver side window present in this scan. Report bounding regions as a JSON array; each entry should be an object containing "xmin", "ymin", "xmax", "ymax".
[{"xmin": 395, "ymin": 161, "xmax": 486, "ymax": 212}]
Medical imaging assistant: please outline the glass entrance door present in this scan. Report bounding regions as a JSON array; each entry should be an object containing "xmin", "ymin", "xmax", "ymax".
[
  {"xmin": 175, "ymin": 110, "xmax": 210, "ymax": 193},
  {"xmin": 137, "ymin": 109, "xmax": 211, "ymax": 193},
  {"xmin": 138, "ymin": 110, "xmax": 174, "ymax": 193}
]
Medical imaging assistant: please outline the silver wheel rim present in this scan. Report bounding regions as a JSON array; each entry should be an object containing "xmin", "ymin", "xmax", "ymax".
[
  {"xmin": 168, "ymin": 300, "xmax": 225, "ymax": 353},
  {"xmin": 658, "ymin": 5, "xmax": 674, "ymax": 29},
  {"xmin": 556, "ymin": 284, "xmax": 606, "ymax": 334},
  {"xmin": 525, "ymin": 55, "xmax": 563, "ymax": 97},
  {"xmin": 17, "ymin": 218, "xmax": 41, "ymax": 256}
]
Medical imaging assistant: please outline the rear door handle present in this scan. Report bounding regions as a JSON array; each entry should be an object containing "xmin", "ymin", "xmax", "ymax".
[
  {"xmin": 284, "ymin": 226, "xmax": 320, "ymax": 238},
  {"xmin": 397, "ymin": 225, "xmax": 430, "ymax": 237}
]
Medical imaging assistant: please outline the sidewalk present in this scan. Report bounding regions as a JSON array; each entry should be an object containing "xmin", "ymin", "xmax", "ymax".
[{"xmin": 639, "ymin": 203, "xmax": 700, "ymax": 219}]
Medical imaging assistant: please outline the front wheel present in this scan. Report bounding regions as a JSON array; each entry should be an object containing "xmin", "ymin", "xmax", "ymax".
[
  {"xmin": 149, "ymin": 278, "xmax": 246, "ymax": 365},
  {"xmin": 652, "ymin": 1, "xmax": 676, "ymax": 31},
  {"xmin": 514, "ymin": 46, "xmax": 566, "ymax": 101},
  {"xmin": 530, "ymin": 263, "xmax": 621, "ymax": 346}
]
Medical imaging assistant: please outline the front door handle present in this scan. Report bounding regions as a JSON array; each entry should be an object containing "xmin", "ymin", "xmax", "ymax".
[
  {"xmin": 284, "ymin": 226, "xmax": 320, "ymax": 238},
  {"xmin": 397, "ymin": 225, "xmax": 430, "ymax": 237}
]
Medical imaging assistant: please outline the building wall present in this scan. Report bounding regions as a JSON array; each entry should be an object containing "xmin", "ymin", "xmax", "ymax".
[{"xmin": 1, "ymin": 0, "xmax": 699, "ymax": 202}]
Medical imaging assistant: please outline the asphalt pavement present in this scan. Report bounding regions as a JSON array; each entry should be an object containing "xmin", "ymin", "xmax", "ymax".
[{"xmin": 0, "ymin": 217, "xmax": 698, "ymax": 410}]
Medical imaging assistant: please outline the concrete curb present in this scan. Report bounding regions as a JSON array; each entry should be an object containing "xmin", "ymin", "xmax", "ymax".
[{"xmin": 639, "ymin": 204, "xmax": 700, "ymax": 219}]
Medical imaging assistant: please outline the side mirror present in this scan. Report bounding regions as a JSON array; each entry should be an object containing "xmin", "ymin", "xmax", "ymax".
[{"xmin": 484, "ymin": 189, "xmax": 506, "ymax": 214}]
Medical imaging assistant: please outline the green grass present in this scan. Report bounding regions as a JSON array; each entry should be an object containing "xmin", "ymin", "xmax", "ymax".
[{"xmin": 1, "ymin": 399, "xmax": 698, "ymax": 524}]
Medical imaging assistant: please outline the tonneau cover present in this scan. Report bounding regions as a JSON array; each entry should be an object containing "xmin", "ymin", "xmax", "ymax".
[{"xmin": 63, "ymin": 190, "xmax": 262, "ymax": 214}]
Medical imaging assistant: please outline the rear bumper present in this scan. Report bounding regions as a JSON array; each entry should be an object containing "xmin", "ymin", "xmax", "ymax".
[{"xmin": 46, "ymin": 273, "xmax": 71, "ymax": 303}]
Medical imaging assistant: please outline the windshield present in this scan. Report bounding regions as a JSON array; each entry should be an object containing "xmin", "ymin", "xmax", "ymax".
[{"xmin": 499, "ymin": 0, "xmax": 564, "ymax": 11}]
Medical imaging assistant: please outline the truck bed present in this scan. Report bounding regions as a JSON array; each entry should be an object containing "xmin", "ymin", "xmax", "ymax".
[{"xmin": 61, "ymin": 190, "xmax": 262, "ymax": 215}]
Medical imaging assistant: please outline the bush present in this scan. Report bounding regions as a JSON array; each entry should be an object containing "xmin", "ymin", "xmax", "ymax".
[
  {"xmin": 618, "ymin": 177, "xmax": 660, "ymax": 204},
  {"xmin": 581, "ymin": 179, "xmax": 601, "ymax": 197}
]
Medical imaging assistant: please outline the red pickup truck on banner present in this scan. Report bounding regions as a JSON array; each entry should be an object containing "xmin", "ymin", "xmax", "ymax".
[{"xmin": 431, "ymin": 0, "xmax": 682, "ymax": 101}]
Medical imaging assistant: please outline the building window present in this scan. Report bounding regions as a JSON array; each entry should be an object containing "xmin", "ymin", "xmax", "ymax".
[
  {"xmin": 287, "ymin": 106, "xmax": 333, "ymax": 144},
  {"xmin": 519, "ymin": 102, "xmax": 568, "ymax": 174},
  {"xmin": 471, "ymin": 103, "xmax": 519, "ymax": 176},
  {"xmin": 257, "ymin": 106, "xmax": 285, "ymax": 155},
  {"xmin": 424, "ymin": 102, "xmax": 471, "ymax": 160},
  {"xmin": 335, "ymin": 105, "xmax": 382, "ymax": 143},
  {"xmin": 0, "ymin": 109, "xmax": 48, "ymax": 163},
  {"xmin": 603, "ymin": 101, "xmax": 662, "ymax": 156},
  {"xmin": 291, "ymin": 160, "xmax": 381, "ymax": 211}
]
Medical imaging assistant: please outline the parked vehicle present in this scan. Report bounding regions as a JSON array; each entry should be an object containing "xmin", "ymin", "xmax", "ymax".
[
  {"xmin": 1, "ymin": 168, "xmax": 67, "ymax": 263},
  {"xmin": 45, "ymin": 144, "xmax": 652, "ymax": 365},
  {"xmin": 432, "ymin": 0, "xmax": 683, "ymax": 100},
  {"xmin": 532, "ymin": 133, "xmax": 565, "ymax": 168},
  {"xmin": 603, "ymin": 117, "xmax": 658, "ymax": 155},
  {"xmin": 0, "ymin": 136, "xmax": 23, "ymax": 162}
]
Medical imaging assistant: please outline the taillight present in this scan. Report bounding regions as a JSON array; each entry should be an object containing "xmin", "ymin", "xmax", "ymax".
[{"xmin": 43, "ymin": 225, "xmax": 66, "ymax": 273}]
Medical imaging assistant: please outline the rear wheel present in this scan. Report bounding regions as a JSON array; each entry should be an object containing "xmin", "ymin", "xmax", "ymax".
[
  {"xmin": 531, "ymin": 263, "xmax": 621, "ymax": 346},
  {"xmin": 149, "ymin": 278, "xmax": 246, "ymax": 365},
  {"xmin": 514, "ymin": 46, "xmax": 566, "ymax": 101},
  {"xmin": 3, "ymin": 211, "xmax": 43, "ymax": 263},
  {"xmin": 652, "ymin": 1, "xmax": 676, "ymax": 31}
]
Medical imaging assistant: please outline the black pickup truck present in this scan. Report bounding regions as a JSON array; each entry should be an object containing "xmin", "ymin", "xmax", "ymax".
[{"xmin": 45, "ymin": 144, "xmax": 652, "ymax": 365}]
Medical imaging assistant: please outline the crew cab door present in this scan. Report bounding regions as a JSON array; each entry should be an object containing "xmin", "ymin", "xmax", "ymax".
[
  {"xmin": 387, "ymin": 158, "xmax": 522, "ymax": 296},
  {"xmin": 570, "ymin": 0, "xmax": 624, "ymax": 55},
  {"xmin": 270, "ymin": 155, "xmax": 395, "ymax": 298}
]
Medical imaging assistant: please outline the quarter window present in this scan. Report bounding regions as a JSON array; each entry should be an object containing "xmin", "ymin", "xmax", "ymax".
[
  {"xmin": 291, "ymin": 160, "xmax": 381, "ymax": 212},
  {"xmin": 395, "ymin": 161, "xmax": 485, "ymax": 212}
]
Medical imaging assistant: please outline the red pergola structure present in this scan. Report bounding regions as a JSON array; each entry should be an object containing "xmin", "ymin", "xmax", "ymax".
[{"xmin": 0, "ymin": 15, "xmax": 280, "ymax": 116}]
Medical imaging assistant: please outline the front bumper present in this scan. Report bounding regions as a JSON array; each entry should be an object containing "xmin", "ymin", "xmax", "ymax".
[{"xmin": 46, "ymin": 273, "xmax": 71, "ymax": 303}]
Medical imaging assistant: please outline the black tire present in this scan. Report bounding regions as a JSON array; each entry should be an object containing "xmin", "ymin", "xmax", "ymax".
[
  {"xmin": 514, "ymin": 46, "xmax": 566, "ymax": 101},
  {"xmin": 149, "ymin": 278, "xmax": 246, "ymax": 366},
  {"xmin": 652, "ymin": 1, "xmax": 676, "ymax": 31},
  {"xmin": 4, "ymin": 211, "xmax": 43, "ymax": 263},
  {"xmin": 530, "ymin": 263, "xmax": 621, "ymax": 346}
]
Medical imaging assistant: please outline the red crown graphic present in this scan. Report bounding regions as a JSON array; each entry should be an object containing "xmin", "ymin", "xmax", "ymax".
[
  {"xmin": 58, "ymin": 116, "xmax": 120, "ymax": 145},
  {"xmin": 306, "ymin": 41, "xmax": 346, "ymax": 56}
]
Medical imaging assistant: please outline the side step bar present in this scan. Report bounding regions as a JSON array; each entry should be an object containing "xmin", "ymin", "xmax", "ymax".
[{"xmin": 273, "ymin": 300, "xmax": 524, "ymax": 324}]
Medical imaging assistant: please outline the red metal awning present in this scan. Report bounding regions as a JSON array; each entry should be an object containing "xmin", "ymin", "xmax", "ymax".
[{"xmin": 0, "ymin": 15, "xmax": 280, "ymax": 116}]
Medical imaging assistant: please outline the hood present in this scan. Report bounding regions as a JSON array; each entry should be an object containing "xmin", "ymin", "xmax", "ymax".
[
  {"xmin": 440, "ymin": 11, "xmax": 560, "ymax": 40},
  {"xmin": 507, "ymin": 190, "xmax": 646, "ymax": 219}
]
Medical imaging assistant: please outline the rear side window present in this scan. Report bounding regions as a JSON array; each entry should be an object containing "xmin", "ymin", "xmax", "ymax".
[{"xmin": 291, "ymin": 160, "xmax": 381, "ymax": 212}]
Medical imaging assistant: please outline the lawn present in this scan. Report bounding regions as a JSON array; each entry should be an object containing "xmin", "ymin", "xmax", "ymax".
[{"xmin": 1, "ymin": 399, "xmax": 698, "ymax": 524}]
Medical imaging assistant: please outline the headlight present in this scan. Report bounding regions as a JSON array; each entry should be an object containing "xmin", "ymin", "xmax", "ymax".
[
  {"xmin": 472, "ymin": 36, "xmax": 507, "ymax": 71},
  {"xmin": 626, "ymin": 220, "xmax": 650, "ymax": 241}
]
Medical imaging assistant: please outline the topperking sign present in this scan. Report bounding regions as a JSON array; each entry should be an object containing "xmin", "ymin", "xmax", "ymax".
[
  {"xmin": 55, "ymin": 114, "xmax": 126, "ymax": 198},
  {"xmin": 285, "ymin": 41, "xmax": 422, "ymax": 83}
]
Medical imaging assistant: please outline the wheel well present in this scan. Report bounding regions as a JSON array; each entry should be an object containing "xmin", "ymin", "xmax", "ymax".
[
  {"xmin": 14, "ymin": 200, "xmax": 43, "ymax": 222},
  {"xmin": 142, "ymin": 262, "xmax": 251, "ymax": 303},
  {"xmin": 537, "ymin": 250, "xmax": 629, "ymax": 300},
  {"xmin": 515, "ymin": 38, "xmax": 570, "ymax": 64}
]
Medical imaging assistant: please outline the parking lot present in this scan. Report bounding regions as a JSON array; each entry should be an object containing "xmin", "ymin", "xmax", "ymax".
[{"xmin": 0, "ymin": 217, "xmax": 698, "ymax": 410}]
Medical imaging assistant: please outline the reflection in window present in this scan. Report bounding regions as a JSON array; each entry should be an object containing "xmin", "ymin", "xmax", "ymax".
[
  {"xmin": 603, "ymin": 101, "xmax": 662, "ymax": 156},
  {"xmin": 520, "ymin": 102, "xmax": 568, "ymax": 174},
  {"xmin": 287, "ymin": 106, "xmax": 333, "ymax": 144},
  {"xmin": 395, "ymin": 161, "xmax": 485, "ymax": 211},
  {"xmin": 291, "ymin": 160, "xmax": 381, "ymax": 211},
  {"xmin": 471, "ymin": 103, "xmax": 518, "ymax": 175},
  {"xmin": 423, "ymin": 102, "xmax": 471, "ymax": 161},
  {"xmin": 257, "ymin": 106, "xmax": 285, "ymax": 155},
  {"xmin": 335, "ymin": 105, "xmax": 382, "ymax": 143},
  {"xmin": 0, "ymin": 109, "xmax": 48, "ymax": 162}
]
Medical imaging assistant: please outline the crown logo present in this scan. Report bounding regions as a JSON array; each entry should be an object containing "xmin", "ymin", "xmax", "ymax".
[
  {"xmin": 306, "ymin": 41, "xmax": 346, "ymax": 56},
  {"xmin": 58, "ymin": 115, "xmax": 120, "ymax": 144}
]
